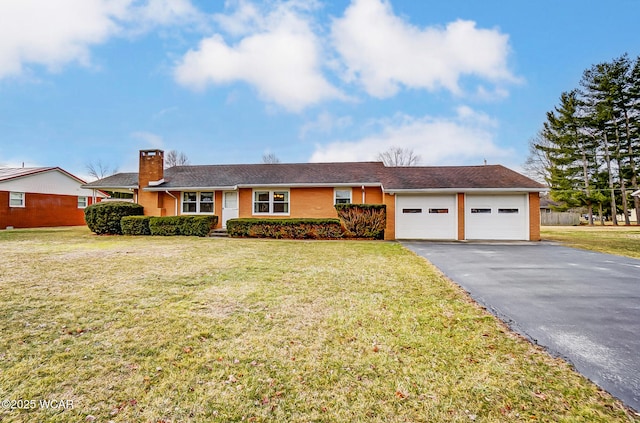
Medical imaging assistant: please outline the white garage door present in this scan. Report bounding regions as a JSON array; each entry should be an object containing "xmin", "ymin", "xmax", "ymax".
[
  {"xmin": 465, "ymin": 194, "xmax": 528, "ymax": 240},
  {"xmin": 396, "ymin": 195, "xmax": 457, "ymax": 239}
]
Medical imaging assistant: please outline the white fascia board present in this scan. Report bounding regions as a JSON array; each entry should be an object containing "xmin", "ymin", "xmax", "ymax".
[
  {"xmin": 236, "ymin": 182, "xmax": 383, "ymax": 188},
  {"xmin": 632, "ymin": 189, "xmax": 640, "ymax": 197},
  {"xmin": 144, "ymin": 186, "xmax": 237, "ymax": 192},
  {"xmin": 385, "ymin": 187, "xmax": 547, "ymax": 194},
  {"xmin": 81, "ymin": 184, "xmax": 138, "ymax": 190}
]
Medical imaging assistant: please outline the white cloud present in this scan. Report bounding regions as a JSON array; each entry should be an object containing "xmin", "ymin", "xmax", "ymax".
[
  {"xmin": 309, "ymin": 108, "xmax": 513, "ymax": 165},
  {"xmin": 131, "ymin": 131, "xmax": 165, "ymax": 148},
  {"xmin": 331, "ymin": 0, "xmax": 517, "ymax": 98},
  {"xmin": 0, "ymin": 0, "xmax": 200, "ymax": 79},
  {"xmin": 299, "ymin": 111, "xmax": 353, "ymax": 139},
  {"xmin": 134, "ymin": 0, "xmax": 200, "ymax": 26},
  {"xmin": 174, "ymin": 1, "xmax": 343, "ymax": 112}
]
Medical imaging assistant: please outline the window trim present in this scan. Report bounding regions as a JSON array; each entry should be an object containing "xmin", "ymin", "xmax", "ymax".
[
  {"xmin": 9, "ymin": 192, "xmax": 25, "ymax": 208},
  {"xmin": 334, "ymin": 188, "xmax": 352, "ymax": 205},
  {"xmin": 252, "ymin": 189, "xmax": 290, "ymax": 216},
  {"xmin": 77, "ymin": 196, "xmax": 88, "ymax": 209},
  {"xmin": 181, "ymin": 191, "xmax": 215, "ymax": 215}
]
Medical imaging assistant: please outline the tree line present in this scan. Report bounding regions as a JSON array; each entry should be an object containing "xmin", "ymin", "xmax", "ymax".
[{"xmin": 525, "ymin": 54, "xmax": 640, "ymax": 225}]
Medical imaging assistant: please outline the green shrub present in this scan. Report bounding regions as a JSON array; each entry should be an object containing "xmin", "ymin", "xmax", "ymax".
[
  {"xmin": 148, "ymin": 216, "xmax": 218, "ymax": 237},
  {"xmin": 335, "ymin": 204, "xmax": 386, "ymax": 239},
  {"xmin": 226, "ymin": 218, "xmax": 343, "ymax": 239},
  {"xmin": 121, "ymin": 216, "xmax": 151, "ymax": 235},
  {"xmin": 84, "ymin": 201, "xmax": 144, "ymax": 235}
]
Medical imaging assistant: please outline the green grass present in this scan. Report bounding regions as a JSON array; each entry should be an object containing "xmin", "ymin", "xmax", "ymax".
[
  {"xmin": 542, "ymin": 225, "xmax": 640, "ymax": 259},
  {"xmin": 0, "ymin": 227, "xmax": 637, "ymax": 422}
]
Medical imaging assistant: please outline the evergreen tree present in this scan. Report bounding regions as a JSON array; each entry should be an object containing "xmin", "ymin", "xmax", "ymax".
[
  {"xmin": 527, "ymin": 54, "xmax": 640, "ymax": 225},
  {"xmin": 540, "ymin": 91, "xmax": 599, "ymax": 222}
]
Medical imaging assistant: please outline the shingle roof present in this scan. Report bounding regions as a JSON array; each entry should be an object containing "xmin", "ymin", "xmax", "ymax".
[
  {"xmin": 81, "ymin": 162, "xmax": 546, "ymax": 191},
  {"xmin": 381, "ymin": 165, "xmax": 547, "ymax": 191},
  {"xmin": 157, "ymin": 162, "xmax": 387, "ymax": 188},
  {"xmin": 0, "ymin": 167, "xmax": 89, "ymax": 185},
  {"xmin": 0, "ymin": 167, "xmax": 56, "ymax": 182},
  {"xmin": 82, "ymin": 172, "xmax": 139, "ymax": 189}
]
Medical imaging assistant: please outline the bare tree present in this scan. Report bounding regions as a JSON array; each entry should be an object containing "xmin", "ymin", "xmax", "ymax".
[
  {"xmin": 165, "ymin": 150, "xmax": 190, "ymax": 168},
  {"xmin": 262, "ymin": 152, "xmax": 281, "ymax": 164},
  {"xmin": 376, "ymin": 147, "xmax": 421, "ymax": 166},
  {"xmin": 86, "ymin": 160, "xmax": 118, "ymax": 181},
  {"xmin": 522, "ymin": 131, "xmax": 552, "ymax": 184}
]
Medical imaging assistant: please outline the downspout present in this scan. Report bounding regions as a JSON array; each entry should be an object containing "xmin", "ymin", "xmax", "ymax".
[
  {"xmin": 361, "ymin": 185, "xmax": 365, "ymax": 203},
  {"xmin": 165, "ymin": 191, "xmax": 178, "ymax": 216}
]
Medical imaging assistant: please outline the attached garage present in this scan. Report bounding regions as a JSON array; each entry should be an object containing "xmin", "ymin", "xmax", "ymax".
[
  {"xmin": 395, "ymin": 194, "xmax": 457, "ymax": 239},
  {"xmin": 465, "ymin": 194, "xmax": 529, "ymax": 240}
]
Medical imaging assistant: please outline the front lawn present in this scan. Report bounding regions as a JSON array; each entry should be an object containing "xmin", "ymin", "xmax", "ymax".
[
  {"xmin": 542, "ymin": 225, "xmax": 640, "ymax": 259},
  {"xmin": 0, "ymin": 227, "xmax": 636, "ymax": 422}
]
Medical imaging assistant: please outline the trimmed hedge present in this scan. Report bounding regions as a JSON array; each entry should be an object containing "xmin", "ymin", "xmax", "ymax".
[
  {"xmin": 148, "ymin": 215, "xmax": 218, "ymax": 237},
  {"xmin": 226, "ymin": 218, "xmax": 343, "ymax": 239},
  {"xmin": 84, "ymin": 201, "xmax": 144, "ymax": 235},
  {"xmin": 121, "ymin": 216, "xmax": 151, "ymax": 235},
  {"xmin": 335, "ymin": 203, "xmax": 386, "ymax": 239}
]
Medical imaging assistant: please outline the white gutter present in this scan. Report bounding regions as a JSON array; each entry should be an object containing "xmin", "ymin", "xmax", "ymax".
[
  {"xmin": 165, "ymin": 190, "xmax": 178, "ymax": 215},
  {"xmin": 237, "ymin": 182, "xmax": 383, "ymax": 188},
  {"xmin": 144, "ymin": 182, "xmax": 384, "ymax": 191},
  {"xmin": 384, "ymin": 187, "xmax": 547, "ymax": 194},
  {"xmin": 144, "ymin": 185, "xmax": 237, "ymax": 192}
]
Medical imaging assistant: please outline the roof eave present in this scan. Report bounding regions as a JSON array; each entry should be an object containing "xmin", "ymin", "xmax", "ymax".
[
  {"xmin": 81, "ymin": 185, "xmax": 138, "ymax": 191},
  {"xmin": 385, "ymin": 187, "xmax": 548, "ymax": 194},
  {"xmin": 144, "ymin": 182, "xmax": 384, "ymax": 191},
  {"xmin": 144, "ymin": 186, "xmax": 237, "ymax": 192}
]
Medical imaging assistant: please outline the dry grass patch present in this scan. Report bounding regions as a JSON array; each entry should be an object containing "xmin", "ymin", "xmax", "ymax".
[
  {"xmin": 542, "ymin": 225, "xmax": 640, "ymax": 259},
  {"xmin": 0, "ymin": 227, "xmax": 637, "ymax": 422}
]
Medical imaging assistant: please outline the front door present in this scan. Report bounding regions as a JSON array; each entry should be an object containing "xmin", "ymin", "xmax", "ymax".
[{"xmin": 222, "ymin": 191, "xmax": 239, "ymax": 228}]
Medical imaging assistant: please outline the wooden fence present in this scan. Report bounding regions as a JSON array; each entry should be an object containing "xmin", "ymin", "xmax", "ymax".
[{"xmin": 541, "ymin": 212, "xmax": 580, "ymax": 226}]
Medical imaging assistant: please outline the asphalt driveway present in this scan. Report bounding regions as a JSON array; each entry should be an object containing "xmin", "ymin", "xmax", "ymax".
[{"xmin": 401, "ymin": 241, "xmax": 640, "ymax": 412}]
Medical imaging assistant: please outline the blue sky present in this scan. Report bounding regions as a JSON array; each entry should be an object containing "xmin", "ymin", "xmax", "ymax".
[{"xmin": 1, "ymin": 0, "xmax": 639, "ymax": 180}]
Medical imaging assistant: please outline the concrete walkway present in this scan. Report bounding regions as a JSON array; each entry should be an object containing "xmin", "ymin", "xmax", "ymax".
[{"xmin": 401, "ymin": 241, "xmax": 640, "ymax": 412}]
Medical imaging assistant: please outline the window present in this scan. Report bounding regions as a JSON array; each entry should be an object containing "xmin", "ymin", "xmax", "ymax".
[
  {"xmin": 402, "ymin": 208, "xmax": 422, "ymax": 214},
  {"xmin": 498, "ymin": 208, "xmax": 519, "ymax": 214},
  {"xmin": 334, "ymin": 189, "xmax": 351, "ymax": 205},
  {"xmin": 254, "ymin": 191, "xmax": 270, "ymax": 213},
  {"xmin": 471, "ymin": 208, "xmax": 491, "ymax": 214},
  {"xmin": 9, "ymin": 192, "xmax": 24, "ymax": 208},
  {"xmin": 78, "ymin": 196, "xmax": 88, "ymax": 209},
  {"xmin": 253, "ymin": 190, "xmax": 289, "ymax": 215},
  {"xmin": 429, "ymin": 208, "xmax": 449, "ymax": 214},
  {"xmin": 182, "ymin": 192, "xmax": 214, "ymax": 214},
  {"xmin": 199, "ymin": 192, "xmax": 214, "ymax": 213}
]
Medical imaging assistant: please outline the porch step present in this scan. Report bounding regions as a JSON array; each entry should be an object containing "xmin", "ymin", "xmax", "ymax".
[{"xmin": 209, "ymin": 228, "xmax": 229, "ymax": 238}]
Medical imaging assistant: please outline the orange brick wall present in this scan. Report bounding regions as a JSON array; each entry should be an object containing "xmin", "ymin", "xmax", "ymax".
[
  {"xmin": 383, "ymin": 193, "xmax": 395, "ymax": 240},
  {"xmin": 238, "ymin": 186, "xmax": 386, "ymax": 220},
  {"xmin": 214, "ymin": 191, "xmax": 223, "ymax": 228},
  {"xmin": 457, "ymin": 193, "xmax": 465, "ymax": 240},
  {"xmin": 529, "ymin": 192, "xmax": 541, "ymax": 241},
  {"xmin": 0, "ymin": 191, "xmax": 96, "ymax": 228}
]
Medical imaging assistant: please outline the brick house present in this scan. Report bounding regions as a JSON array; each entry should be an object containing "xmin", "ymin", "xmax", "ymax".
[
  {"xmin": 83, "ymin": 149, "xmax": 546, "ymax": 241},
  {"xmin": 0, "ymin": 167, "xmax": 106, "ymax": 229}
]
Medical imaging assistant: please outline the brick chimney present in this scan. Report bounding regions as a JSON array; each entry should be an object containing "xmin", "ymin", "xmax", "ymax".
[{"xmin": 138, "ymin": 149, "xmax": 164, "ymax": 215}]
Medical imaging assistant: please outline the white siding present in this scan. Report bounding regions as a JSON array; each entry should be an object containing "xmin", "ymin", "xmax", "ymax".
[{"xmin": 0, "ymin": 170, "xmax": 99, "ymax": 197}]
